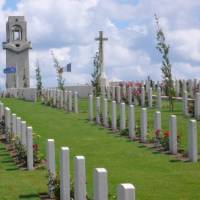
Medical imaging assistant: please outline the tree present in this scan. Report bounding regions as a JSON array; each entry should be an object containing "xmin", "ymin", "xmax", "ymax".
[
  {"xmin": 155, "ymin": 14, "xmax": 174, "ymax": 111},
  {"xmin": 35, "ymin": 60, "xmax": 43, "ymax": 99},
  {"xmin": 91, "ymin": 51, "xmax": 101, "ymax": 96},
  {"xmin": 51, "ymin": 51, "xmax": 65, "ymax": 91}
]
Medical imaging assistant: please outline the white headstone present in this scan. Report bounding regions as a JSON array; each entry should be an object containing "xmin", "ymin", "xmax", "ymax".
[
  {"xmin": 140, "ymin": 108, "xmax": 147, "ymax": 143},
  {"xmin": 169, "ymin": 115, "xmax": 177, "ymax": 154},
  {"xmin": 68, "ymin": 91, "xmax": 72, "ymax": 112},
  {"xmin": 188, "ymin": 120, "xmax": 198, "ymax": 162},
  {"xmin": 141, "ymin": 87, "xmax": 145, "ymax": 107},
  {"xmin": 93, "ymin": 168, "xmax": 108, "ymax": 200},
  {"xmin": 27, "ymin": 127, "xmax": 33, "ymax": 170},
  {"xmin": 60, "ymin": 90, "xmax": 64, "ymax": 108},
  {"xmin": 16, "ymin": 117, "xmax": 21, "ymax": 138},
  {"xmin": 96, "ymin": 97, "xmax": 101, "ymax": 124},
  {"xmin": 120, "ymin": 103, "xmax": 126, "ymax": 131},
  {"xmin": 112, "ymin": 101, "xmax": 117, "ymax": 131},
  {"xmin": 194, "ymin": 93, "xmax": 200, "ymax": 118},
  {"xmin": 117, "ymin": 184, "xmax": 135, "ymax": 200},
  {"xmin": 74, "ymin": 156, "xmax": 86, "ymax": 200},
  {"xmin": 64, "ymin": 91, "xmax": 68, "ymax": 110},
  {"xmin": 103, "ymin": 99, "xmax": 108, "ymax": 127},
  {"xmin": 128, "ymin": 105, "xmax": 135, "ymax": 139},
  {"xmin": 12, "ymin": 113, "xmax": 17, "ymax": 136},
  {"xmin": 74, "ymin": 91, "xmax": 79, "ymax": 113},
  {"xmin": 60, "ymin": 147, "xmax": 70, "ymax": 200},
  {"xmin": 88, "ymin": 94, "xmax": 93, "ymax": 121},
  {"xmin": 5, "ymin": 107, "xmax": 11, "ymax": 142},
  {"xmin": 21, "ymin": 121, "xmax": 27, "ymax": 146},
  {"xmin": 46, "ymin": 139, "xmax": 56, "ymax": 176},
  {"xmin": 183, "ymin": 91, "xmax": 188, "ymax": 115},
  {"xmin": 0, "ymin": 103, "xmax": 4, "ymax": 121}
]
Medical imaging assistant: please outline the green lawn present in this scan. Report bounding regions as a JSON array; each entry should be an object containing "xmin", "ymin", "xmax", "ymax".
[
  {"xmin": 0, "ymin": 143, "xmax": 46, "ymax": 200},
  {"xmin": 0, "ymin": 98, "xmax": 200, "ymax": 200}
]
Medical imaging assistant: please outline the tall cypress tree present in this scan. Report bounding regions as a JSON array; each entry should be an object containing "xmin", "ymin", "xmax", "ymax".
[
  {"xmin": 155, "ymin": 14, "xmax": 174, "ymax": 111},
  {"xmin": 35, "ymin": 60, "xmax": 43, "ymax": 99},
  {"xmin": 91, "ymin": 51, "xmax": 101, "ymax": 96},
  {"xmin": 51, "ymin": 51, "xmax": 65, "ymax": 91}
]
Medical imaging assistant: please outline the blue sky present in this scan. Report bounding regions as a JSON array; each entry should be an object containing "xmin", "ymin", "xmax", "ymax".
[
  {"xmin": 3, "ymin": 0, "xmax": 19, "ymax": 10},
  {"xmin": 0, "ymin": 0, "xmax": 200, "ymax": 88}
]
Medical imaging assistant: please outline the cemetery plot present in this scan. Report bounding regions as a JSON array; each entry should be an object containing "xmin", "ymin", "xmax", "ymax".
[{"xmin": 0, "ymin": 97, "xmax": 200, "ymax": 199}]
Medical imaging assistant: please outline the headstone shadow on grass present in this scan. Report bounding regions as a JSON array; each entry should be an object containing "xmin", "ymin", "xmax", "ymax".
[
  {"xmin": 0, "ymin": 145, "xmax": 19, "ymax": 171},
  {"xmin": 19, "ymin": 193, "xmax": 39, "ymax": 199},
  {"xmin": 6, "ymin": 167, "xmax": 18, "ymax": 171},
  {"xmin": 0, "ymin": 152, "xmax": 9, "ymax": 156},
  {"xmin": 1, "ymin": 159, "xmax": 13, "ymax": 163},
  {"xmin": 170, "ymin": 159, "xmax": 182, "ymax": 163}
]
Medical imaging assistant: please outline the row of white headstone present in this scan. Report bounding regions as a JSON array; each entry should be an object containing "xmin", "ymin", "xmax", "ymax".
[
  {"xmin": 109, "ymin": 78, "xmax": 200, "ymax": 98},
  {"xmin": 183, "ymin": 91, "xmax": 200, "ymax": 118},
  {"xmin": 41, "ymin": 89, "xmax": 79, "ymax": 113},
  {"xmin": 103, "ymin": 86, "xmax": 162, "ymax": 109},
  {"xmin": 174, "ymin": 79, "xmax": 200, "ymax": 98},
  {"xmin": 46, "ymin": 139, "xmax": 136, "ymax": 200},
  {"xmin": 0, "ymin": 102, "xmax": 34, "ymax": 170},
  {"xmin": 107, "ymin": 80, "xmax": 200, "ymax": 105},
  {"xmin": 88, "ymin": 95, "xmax": 198, "ymax": 162},
  {"xmin": 102, "ymin": 85, "xmax": 200, "ymax": 119}
]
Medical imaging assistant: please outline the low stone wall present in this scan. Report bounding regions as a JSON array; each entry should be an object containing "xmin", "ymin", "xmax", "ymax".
[
  {"xmin": 63, "ymin": 85, "xmax": 92, "ymax": 98},
  {"xmin": 2, "ymin": 85, "xmax": 93, "ymax": 101},
  {"xmin": 47, "ymin": 85, "xmax": 93, "ymax": 98},
  {"xmin": 2, "ymin": 88, "xmax": 37, "ymax": 102},
  {"xmin": 18, "ymin": 88, "xmax": 36, "ymax": 101}
]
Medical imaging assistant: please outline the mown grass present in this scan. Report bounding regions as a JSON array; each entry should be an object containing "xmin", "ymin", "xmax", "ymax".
[
  {"xmin": 0, "ymin": 98, "xmax": 200, "ymax": 200},
  {"xmin": 0, "ymin": 143, "xmax": 46, "ymax": 200}
]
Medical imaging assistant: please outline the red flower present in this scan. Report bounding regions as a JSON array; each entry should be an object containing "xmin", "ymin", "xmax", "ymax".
[
  {"xmin": 126, "ymin": 82, "xmax": 133, "ymax": 87},
  {"xmin": 155, "ymin": 129, "xmax": 160, "ymax": 137},
  {"xmin": 135, "ymin": 82, "xmax": 142, "ymax": 87},
  {"xmin": 133, "ymin": 89, "xmax": 141, "ymax": 96},
  {"xmin": 33, "ymin": 144, "xmax": 38, "ymax": 151},
  {"xmin": 164, "ymin": 131, "xmax": 170, "ymax": 138}
]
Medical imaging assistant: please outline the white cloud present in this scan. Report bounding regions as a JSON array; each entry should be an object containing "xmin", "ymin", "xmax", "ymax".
[
  {"xmin": 168, "ymin": 29, "xmax": 200, "ymax": 62},
  {"xmin": 0, "ymin": 0, "xmax": 200, "ymax": 89},
  {"xmin": 173, "ymin": 62, "xmax": 200, "ymax": 79}
]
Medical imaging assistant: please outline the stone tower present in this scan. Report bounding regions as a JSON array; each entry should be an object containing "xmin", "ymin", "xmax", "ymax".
[{"xmin": 2, "ymin": 16, "xmax": 31, "ymax": 88}]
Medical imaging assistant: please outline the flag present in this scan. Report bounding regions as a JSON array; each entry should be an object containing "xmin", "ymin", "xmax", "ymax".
[
  {"xmin": 64, "ymin": 63, "xmax": 71, "ymax": 72},
  {"xmin": 3, "ymin": 66, "xmax": 16, "ymax": 74}
]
